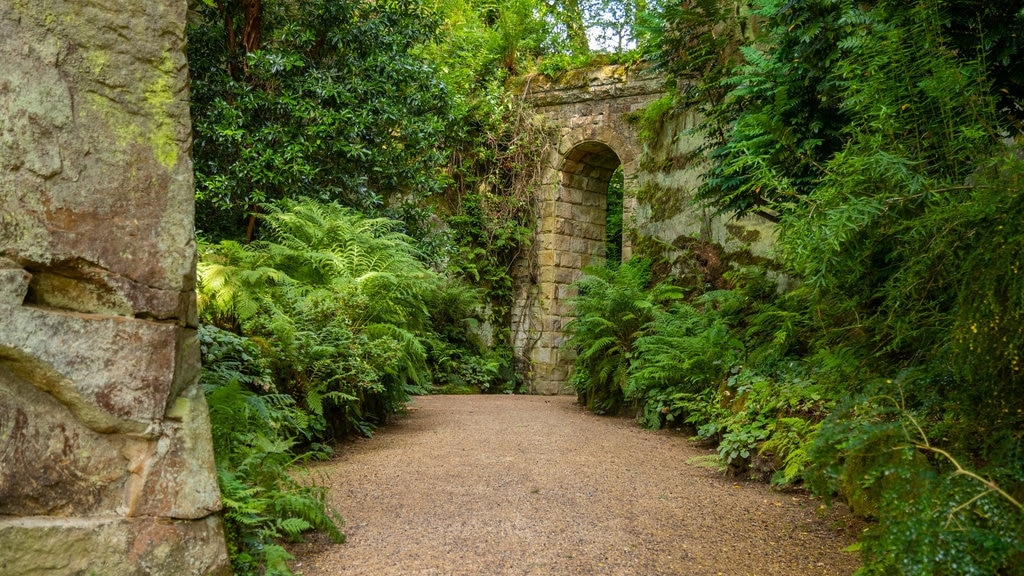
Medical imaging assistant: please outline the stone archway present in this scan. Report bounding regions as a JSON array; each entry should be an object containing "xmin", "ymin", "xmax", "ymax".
[
  {"xmin": 531, "ymin": 140, "xmax": 623, "ymax": 393},
  {"xmin": 512, "ymin": 66, "xmax": 666, "ymax": 394}
]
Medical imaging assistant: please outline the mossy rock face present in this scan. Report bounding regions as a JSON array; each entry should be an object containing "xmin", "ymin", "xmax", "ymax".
[
  {"xmin": 0, "ymin": 0, "xmax": 195, "ymax": 298},
  {"xmin": 0, "ymin": 2, "xmax": 229, "ymax": 574}
]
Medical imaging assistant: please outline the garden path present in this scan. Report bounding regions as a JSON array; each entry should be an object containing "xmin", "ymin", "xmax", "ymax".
[{"xmin": 288, "ymin": 395, "xmax": 860, "ymax": 576}]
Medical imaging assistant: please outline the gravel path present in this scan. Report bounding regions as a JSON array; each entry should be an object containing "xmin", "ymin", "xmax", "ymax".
[{"xmin": 289, "ymin": 395, "xmax": 861, "ymax": 576}]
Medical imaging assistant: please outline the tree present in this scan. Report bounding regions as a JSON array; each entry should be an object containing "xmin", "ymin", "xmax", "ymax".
[{"xmin": 188, "ymin": 0, "xmax": 453, "ymax": 240}]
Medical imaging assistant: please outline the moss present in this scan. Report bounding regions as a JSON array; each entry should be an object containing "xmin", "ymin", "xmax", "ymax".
[
  {"xmin": 725, "ymin": 222, "xmax": 761, "ymax": 244},
  {"xmin": 85, "ymin": 50, "xmax": 109, "ymax": 76},
  {"xmin": 635, "ymin": 182, "xmax": 689, "ymax": 221},
  {"xmin": 629, "ymin": 92, "xmax": 675, "ymax": 140},
  {"xmin": 82, "ymin": 53, "xmax": 180, "ymax": 170},
  {"xmin": 142, "ymin": 54, "xmax": 180, "ymax": 169}
]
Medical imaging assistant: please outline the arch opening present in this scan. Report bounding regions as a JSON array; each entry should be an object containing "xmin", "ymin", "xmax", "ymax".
[
  {"xmin": 528, "ymin": 140, "xmax": 625, "ymax": 393},
  {"xmin": 557, "ymin": 141, "xmax": 623, "ymax": 268}
]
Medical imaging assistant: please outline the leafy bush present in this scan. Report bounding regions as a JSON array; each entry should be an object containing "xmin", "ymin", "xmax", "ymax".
[
  {"xmin": 188, "ymin": 0, "xmax": 454, "ymax": 239},
  {"xmin": 563, "ymin": 259, "xmax": 684, "ymax": 413},
  {"xmin": 197, "ymin": 199, "xmax": 503, "ymax": 433},
  {"xmin": 199, "ymin": 325, "xmax": 344, "ymax": 576},
  {"xmin": 197, "ymin": 200, "xmax": 437, "ymax": 436}
]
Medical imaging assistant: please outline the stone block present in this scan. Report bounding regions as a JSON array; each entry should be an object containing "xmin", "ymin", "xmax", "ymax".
[
  {"xmin": 0, "ymin": 268, "xmax": 31, "ymax": 308},
  {"xmin": 538, "ymin": 282, "xmax": 558, "ymax": 303},
  {"xmin": 548, "ymin": 299, "xmax": 570, "ymax": 318},
  {"xmin": 553, "ymin": 218, "xmax": 574, "ymax": 236},
  {"xmin": 536, "ymin": 331, "xmax": 557, "ymax": 349},
  {"xmin": 569, "ymin": 237, "xmax": 591, "ymax": 253},
  {"xmin": 552, "ymin": 233, "xmax": 576, "ymax": 252},
  {"xmin": 0, "ymin": 307, "xmax": 181, "ymax": 434},
  {"xmin": 559, "ymin": 252, "xmax": 581, "ymax": 269},
  {"xmin": 544, "ymin": 317, "xmax": 563, "ymax": 332},
  {"xmin": 539, "ymin": 215, "xmax": 556, "ymax": 234},
  {"xmin": 561, "ymin": 160, "xmax": 583, "ymax": 174},
  {"xmin": 0, "ymin": 515, "xmax": 231, "ymax": 576},
  {"xmin": 571, "ymin": 174, "xmax": 590, "ymax": 190},
  {"xmin": 538, "ymin": 250, "xmax": 556, "ymax": 268},
  {"xmin": 555, "ymin": 202, "xmax": 575, "ymax": 220},
  {"xmin": 533, "ymin": 347, "xmax": 552, "ymax": 365},
  {"xmin": 581, "ymin": 190, "xmax": 606, "ymax": 207},
  {"xmin": 538, "ymin": 266, "xmax": 557, "ymax": 284},
  {"xmin": 0, "ymin": 365, "xmax": 131, "ymax": 516},
  {"xmin": 127, "ymin": 381, "xmax": 221, "ymax": 520},
  {"xmin": 575, "ymin": 204, "xmax": 603, "ymax": 223},
  {"xmin": 585, "ymin": 222, "xmax": 608, "ymax": 241},
  {"xmin": 585, "ymin": 179, "xmax": 611, "ymax": 195},
  {"xmin": 554, "ymin": 267, "xmax": 578, "ymax": 285}
]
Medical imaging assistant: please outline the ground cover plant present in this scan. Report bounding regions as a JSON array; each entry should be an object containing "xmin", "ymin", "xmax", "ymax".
[{"xmin": 195, "ymin": 200, "xmax": 498, "ymax": 572}]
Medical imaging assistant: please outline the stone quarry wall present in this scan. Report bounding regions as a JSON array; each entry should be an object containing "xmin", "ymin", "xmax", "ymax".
[
  {"xmin": 513, "ymin": 66, "xmax": 776, "ymax": 395},
  {"xmin": 0, "ymin": 1, "xmax": 230, "ymax": 574}
]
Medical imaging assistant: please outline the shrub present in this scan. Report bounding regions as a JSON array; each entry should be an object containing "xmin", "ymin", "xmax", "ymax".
[{"xmin": 199, "ymin": 325, "xmax": 344, "ymax": 576}]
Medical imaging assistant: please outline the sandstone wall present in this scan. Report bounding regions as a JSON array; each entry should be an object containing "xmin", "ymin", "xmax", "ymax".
[
  {"xmin": 0, "ymin": 1, "xmax": 230, "ymax": 574},
  {"xmin": 513, "ymin": 66, "xmax": 777, "ymax": 395}
]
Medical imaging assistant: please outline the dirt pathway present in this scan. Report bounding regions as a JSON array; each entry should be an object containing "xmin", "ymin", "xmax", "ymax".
[{"xmin": 289, "ymin": 395, "xmax": 860, "ymax": 576}]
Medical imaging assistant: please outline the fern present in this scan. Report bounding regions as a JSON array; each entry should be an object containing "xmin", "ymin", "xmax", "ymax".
[
  {"xmin": 202, "ymin": 326, "xmax": 344, "ymax": 576},
  {"xmin": 564, "ymin": 259, "xmax": 673, "ymax": 414}
]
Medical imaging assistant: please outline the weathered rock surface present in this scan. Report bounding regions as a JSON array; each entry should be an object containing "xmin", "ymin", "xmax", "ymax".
[
  {"xmin": 0, "ymin": 516, "xmax": 230, "ymax": 576},
  {"xmin": 0, "ymin": 0, "xmax": 196, "ymax": 303},
  {"xmin": 0, "ymin": 0, "xmax": 229, "ymax": 573}
]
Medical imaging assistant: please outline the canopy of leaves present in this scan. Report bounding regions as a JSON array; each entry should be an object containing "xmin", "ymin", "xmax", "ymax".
[{"xmin": 189, "ymin": 0, "xmax": 454, "ymax": 239}]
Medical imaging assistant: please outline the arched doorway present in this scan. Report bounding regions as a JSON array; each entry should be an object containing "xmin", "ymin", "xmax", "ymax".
[{"xmin": 528, "ymin": 140, "xmax": 625, "ymax": 394}]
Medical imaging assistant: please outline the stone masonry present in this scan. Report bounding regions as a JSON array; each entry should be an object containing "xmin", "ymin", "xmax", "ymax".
[
  {"xmin": 0, "ymin": 1, "xmax": 230, "ymax": 574},
  {"xmin": 512, "ymin": 66, "xmax": 777, "ymax": 395},
  {"xmin": 513, "ymin": 66, "xmax": 666, "ymax": 394}
]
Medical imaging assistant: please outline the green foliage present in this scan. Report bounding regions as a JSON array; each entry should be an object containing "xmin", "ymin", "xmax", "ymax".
[
  {"xmin": 565, "ymin": 259, "xmax": 683, "ymax": 413},
  {"xmin": 641, "ymin": 0, "xmax": 1024, "ymax": 572},
  {"xmin": 569, "ymin": 261, "xmax": 835, "ymax": 487},
  {"xmin": 199, "ymin": 325, "xmax": 343, "ymax": 576},
  {"xmin": 198, "ymin": 199, "xmax": 491, "ymax": 436},
  {"xmin": 197, "ymin": 200, "xmax": 517, "ymax": 572},
  {"xmin": 440, "ymin": 89, "xmax": 547, "ymax": 349},
  {"xmin": 810, "ymin": 384, "xmax": 1024, "ymax": 575},
  {"xmin": 188, "ymin": 0, "xmax": 454, "ymax": 239},
  {"xmin": 628, "ymin": 292, "xmax": 743, "ymax": 401},
  {"xmin": 604, "ymin": 167, "xmax": 624, "ymax": 266}
]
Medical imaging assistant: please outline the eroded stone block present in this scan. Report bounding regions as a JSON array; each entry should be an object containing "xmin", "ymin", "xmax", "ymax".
[
  {"xmin": 0, "ymin": 365, "xmax": 130, "ymax": 516},
  {"xmin": 0, "ymin": 308, "xmax": 181, "ymax": 433},
  {"xmin": 0, "ymin": 516, "xmax": 231, "ymax": 576},
  {"xmin": 127, "ymin": 381, "xmax": 221, "ymax": 520}
]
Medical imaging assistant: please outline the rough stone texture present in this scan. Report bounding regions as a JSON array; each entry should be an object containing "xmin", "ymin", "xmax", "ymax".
[
  {"xmin": 0, "ymin": 516, "xmax": 230, "ymax": 576},
  {"xmin": 0, "ymin": 1, "xmax": 229, "ymax": 573},
  {"xmin": 513, "ymin": 65, "xmax": 778, "ymax": 395}
]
